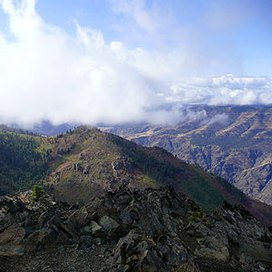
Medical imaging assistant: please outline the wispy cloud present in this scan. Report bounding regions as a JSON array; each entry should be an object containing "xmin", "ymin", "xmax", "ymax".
[
  {"xmin": 0, "ymin": 0, "xmax": 271, "ymax": 127},
  {"xmin": 108, "ymin": 0, "xmax": 157, "ymax": 33}
]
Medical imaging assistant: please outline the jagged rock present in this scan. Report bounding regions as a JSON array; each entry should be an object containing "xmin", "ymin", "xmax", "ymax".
[
  {"xmin": 111, "ymin": 157, "xmax": 131, "ymax": 171},
  {"xmin": 24, "ymin": 228, "xmax": 57, "ymax": 252},
  {"xmin": 195, "ymin": 236, "xmax": 230, "ymax": 261},
  {"xmin": 0, "ymin": 223, "xmax": 25, "ymax": 256},
  {"xmin": 89, "ymin": 220, "xmax": 103, "ymax": 236},
  {"xmin": 59, "ymin": 222, "xmax": 77, "ymax": 239},
  {"xmin": 113, "ymin": 229, "xmax": 200, "ymax": 272},
  {"xmin": 113, "ymin": 229, "xmax": 160, "ymax": 271},
  {"xmin": 0, "ymin": 187, "xmax": 271, "ymax": 272},
  {"xmin": 99, "ymin": 215, "xmax": 120, "ymax": 234},
  {"xmin": 73, "ymin": 163, "xmax": 90, "ymax": 175},
  {"xmin": 68, "ymin": 206, "xmax": 89, "ymax": 226}
]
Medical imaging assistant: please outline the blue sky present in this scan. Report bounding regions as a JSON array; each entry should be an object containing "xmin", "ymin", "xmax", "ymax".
[
  {"xmin": 0, "ymin": 0, "xmax": 271, "ymax": 126},
  {"xmin": 1, "ymin": 0, "xmax": 271, "ymax": 75},
  {"xmin": 31, "ymin": 0, "xmax": 272, "ymax": 76}
]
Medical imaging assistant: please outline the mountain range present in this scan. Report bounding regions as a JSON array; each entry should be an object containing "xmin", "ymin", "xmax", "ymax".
[
  {"xmin": 0, "ymin": 124, "xmax": 272, "ymax": 271},
  {"xmin": 0, "ymin": 124, "xmax": 271, "ymax": 225},
  {"xmin": 102, "ymin": 105, "xmax": 272, "ymax": 206}
]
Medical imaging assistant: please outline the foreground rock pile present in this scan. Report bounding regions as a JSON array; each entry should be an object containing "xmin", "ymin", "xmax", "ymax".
[{"xmin": 0, "ymin": 187, "xmax": 271, "ymax": 271}]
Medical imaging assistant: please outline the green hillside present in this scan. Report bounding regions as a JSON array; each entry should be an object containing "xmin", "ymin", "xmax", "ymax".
[
  {"xmin": 0, "ymin": 125, "xmax": 271, "ymax": 226},
  {"xmin": 0, "ymin": 127, "xmax": 53, "ymax": 194}
]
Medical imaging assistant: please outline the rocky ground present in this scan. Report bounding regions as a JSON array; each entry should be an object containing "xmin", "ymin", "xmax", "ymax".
[{"xmin": 0, "ymin": 186, "xmax": 272, "ymax": 271}]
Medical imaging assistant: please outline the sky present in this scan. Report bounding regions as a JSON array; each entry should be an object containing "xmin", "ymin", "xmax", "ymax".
[{"xmin": 0, "ymin": 0, "xmax": 271, "ymax": 127}]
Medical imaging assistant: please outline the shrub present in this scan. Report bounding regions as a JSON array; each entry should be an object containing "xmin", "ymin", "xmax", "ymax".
[{"xmin": 32, "ymin": 185, "xmax": 44, "ymax": 201}]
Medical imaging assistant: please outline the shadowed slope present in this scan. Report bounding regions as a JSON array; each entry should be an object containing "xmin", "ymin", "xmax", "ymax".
[{"xmin": 0, "ymin": 125, "xmax": 272, "ymax": 226}]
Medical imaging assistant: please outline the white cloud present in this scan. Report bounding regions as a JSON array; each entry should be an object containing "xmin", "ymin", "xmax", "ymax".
[
  {"xmin": 169, "ymin": 75, "xmax": 272, "ymax": 106},
  {"xmin": 0, "ymin": 0, "xmax": 271, "ymax": 128},
  {"xmin": 203, "ymin": 113, "xmax": 229, "ymax": 126}
]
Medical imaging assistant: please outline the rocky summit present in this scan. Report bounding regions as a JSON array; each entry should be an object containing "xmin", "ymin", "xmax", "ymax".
[{"xmin": 0, "ymin": 186, "xmax": 271, "ymax": 272}]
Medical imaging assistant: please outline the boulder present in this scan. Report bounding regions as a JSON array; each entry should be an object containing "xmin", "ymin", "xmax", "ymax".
[
  {"xmin": 90, "ymin": 220, "xmax": 103, "ymax": 236},
  {"xmin": 0, "ymin": 224, "xmax": 25, "ymax": 256},
  {"xmin": 24, "ymin": 228, "xmax": 57, "ymax": 252},
  {"xmin": 99, "ymin": 215, "xmax": 120, "ymax": 233}
]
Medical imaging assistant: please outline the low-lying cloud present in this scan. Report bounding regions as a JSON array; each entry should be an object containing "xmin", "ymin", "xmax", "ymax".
[
  {"xmin": 0, "ymin": 0, "xmax": 271, "ymax": 128},
  {"xmin": 169, "ymin": 76, "xmax": 272, "ymax": 105}
]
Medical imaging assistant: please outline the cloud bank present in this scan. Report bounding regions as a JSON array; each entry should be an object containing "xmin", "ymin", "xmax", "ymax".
[
  {"xmin": 169, "ymin": 76, "xmax": 272, "ymax": 105},
  {"xmin": 0, "ymin": 0, "xmax": 271, "ymax": 127}
]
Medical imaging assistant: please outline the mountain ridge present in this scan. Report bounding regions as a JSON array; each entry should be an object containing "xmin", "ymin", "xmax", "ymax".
[
  {"xmin": 101, "ymin": 105, "xmax": 272, "ymax": 206},
  {"xmin": 0, "ymin": 125, "xmax": 272, "ymax": 226}
]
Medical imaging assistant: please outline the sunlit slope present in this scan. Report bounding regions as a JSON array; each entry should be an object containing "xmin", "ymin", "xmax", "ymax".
[
  {"xmin": 0, "ymin": 125, "xmax": 271, "ymax": 226},
  {"xmin": 104, "ymin": 105, "xmax": 272, "ymax": 206}
]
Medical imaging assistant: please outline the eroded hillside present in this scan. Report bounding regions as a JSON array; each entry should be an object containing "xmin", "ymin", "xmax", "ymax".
[{"xmin": 103, "ymin": 105, "xmax": 272, "ymax": 206}]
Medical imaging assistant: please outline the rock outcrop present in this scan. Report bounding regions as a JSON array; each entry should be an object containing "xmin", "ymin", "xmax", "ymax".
[{"xmin": 1, "ymin": 187, "xmax": 271, "ymax": 271}]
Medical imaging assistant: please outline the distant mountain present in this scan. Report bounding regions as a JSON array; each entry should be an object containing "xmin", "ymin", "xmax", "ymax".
[
  {"xmin": 10, "ymin": 121, "xmax": 76, "ymax": 136},
  {"xmin": 102, "ymin": 105, "xmax": 272, "ymax": 206},
  {"xmin": 4, "ymin": 105, "xmax": 272, "ymax": 206},
  {"xmin": 0, "ymin": 125, "xmax": 272, "ymax": 226}
]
